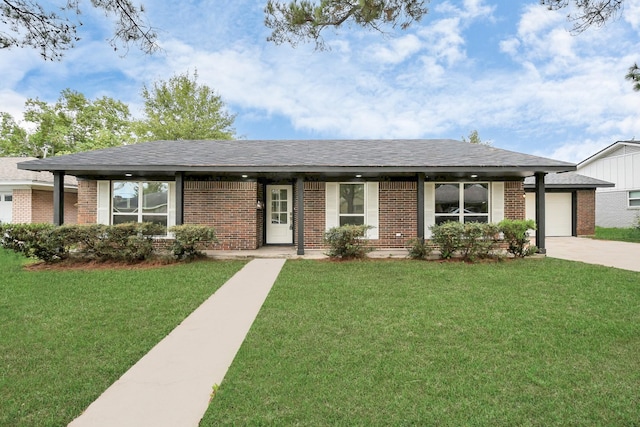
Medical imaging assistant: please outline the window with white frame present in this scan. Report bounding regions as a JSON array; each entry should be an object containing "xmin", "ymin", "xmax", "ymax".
[
  {"xmin": 339, "ymin": 183, "xmax": 365, "ymax": 226},
  {"xmin": 112, "ymin": 181, "xmax": 169, "ymax": 228},
  {"xmin": 629, "ymin": 190, "xmax": 640, "ymax": 207},
  {"xmin": 434, "ymin": 182, "xmax": 489, "ymax": 224},
  {"xmin": 325, "ymin": 182, "xmax": 379, "ymax": 239}
]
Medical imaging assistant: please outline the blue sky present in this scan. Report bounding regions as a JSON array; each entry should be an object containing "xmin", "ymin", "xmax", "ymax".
[{"xmin": 1, "ymin": 0, "xmax": 639, "ymax": 163}]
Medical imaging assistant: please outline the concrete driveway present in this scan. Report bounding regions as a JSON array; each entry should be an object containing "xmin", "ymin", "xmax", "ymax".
[{"xmin": 545, "ymin": 237, "xmax": 640, "ymax": 272}]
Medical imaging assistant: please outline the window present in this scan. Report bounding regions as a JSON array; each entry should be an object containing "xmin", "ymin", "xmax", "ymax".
[
  {"xmin": 112, "ymin": 181, "xmax": 169, "ymax": 228},
  {"xmin": 339, "ymin": 183, "xmax": 365, "ymax": 226},
  {"xmin": 629, "ymin": 190, "xmax": 640, "ymax": 207},
  {"xmin": 4, "ymin": 194, "xmax": 12, "ymax": 202},
  {"xmin": 325, "ymin": 182, "xmax": 379, "ymax": 239},
  {"xmin": 435, "ymin": 183, "xmax": 489, "ymax": 224}
]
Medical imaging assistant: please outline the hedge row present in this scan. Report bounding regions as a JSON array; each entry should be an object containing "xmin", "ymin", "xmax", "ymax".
[
  {"xmin": 408, "ymin": 219, "xmax": 537, "ymax": 261},
  {"xmin": 0, "ymin": 223, "xmax": 218, "ymax": 263},
  {"xmin": 324, "ymin": 219, "xmax": 537, "ymax": 261}
]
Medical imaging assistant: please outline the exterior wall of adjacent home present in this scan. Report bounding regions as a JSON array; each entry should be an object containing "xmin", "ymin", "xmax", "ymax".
[
  {"xmin": 11, "ymin": 188, "xmax": 77, "ymax": 224},
  {"xmin": 577, "ymin": 143, "xmax": 640, "ymax": 227},
  {"xmin": 77, "ymin": 178, "xmax": 528, "ymax": 250}
]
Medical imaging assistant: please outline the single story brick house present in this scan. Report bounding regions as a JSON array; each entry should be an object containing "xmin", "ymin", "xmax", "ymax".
[
  {"xmin": 524, "ymin": 172, "xmax": 614, "ymax": 237},
  {"xmin": 18, "ymin": 139, "xmax": 577, "ymax": 254},
  {"xmin": 0, "ymin": 157, "xmax": 78, "ymax": 224}
]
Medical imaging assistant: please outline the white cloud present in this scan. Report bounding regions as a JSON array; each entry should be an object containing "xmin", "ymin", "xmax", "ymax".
[{"xmin": 369, "ymin": 35, "xmax": 422, "ymax": 64}]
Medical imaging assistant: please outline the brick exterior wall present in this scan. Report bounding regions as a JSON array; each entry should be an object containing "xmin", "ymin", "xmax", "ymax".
[
  {"xmin": 505, "ymin": 181, "xmax": 526, "ymax": 220},
  {"xmin": 73, "ymin": 178, "xmax": 532, "ymax": 250},
  {"xmin": 11, "ymin": 188, "xmax": 77, "ymax": 224},
  {"xmin": 576, "ymin": 190, "xmax": 596, "ymax": 236},
  {"xmin": 184, "ymin": 181, "xmax": 259, "ymax": 250},
  {"xmin": 377, "ymin": 181, "xmax": 417, "ymax": 248},
  {"xmin": 77, "ymin": 180, "xmax": 97, "ymax": 224},
  {"xmin": 300, "ymin": 181, "xmax": 325, "ymax": 249}
]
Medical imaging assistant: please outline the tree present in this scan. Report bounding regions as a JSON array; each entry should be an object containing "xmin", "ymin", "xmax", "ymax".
[
  {"xmin": 461, "ymin": 130, "xmax": 490, "ymax": 146},
  {"xmin": 133, "ymin": 71, "xmax": 236, "ymax": 142},
  {"xmin": 539, "ymin": 0, "xmax": 624, "ymax": 34},
  {"xmin": 265, "ymin": 0, "xmax": 428, "ymax": 49},
  {"xmin": 626, "ymin": 63, "xmax": 640, "ymax": 92},
  {"xmin": 0, "ymin": 112, "xmax": 27, "ymax": 156},
  {"xmin": 0, "ymin": 0, "xmax": 158, "ymax": 60},
  {"xmin": 1, "ymin": 89, "xmax": 132, "ymax": 157}
]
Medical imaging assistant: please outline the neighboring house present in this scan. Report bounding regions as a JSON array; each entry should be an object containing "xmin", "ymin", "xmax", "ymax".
[
  {"xmin": 18, "ymin": 139, "xmax": 576, "ymax": 254},
  {"xmin": 524, "ymin": 172, "xmax": 614, "ymax": 236},
  {"xmin": 0, "ymin": 157, "xmax": 78, "ymax": 225},
  {"xmin": 577, "ymin": 140, "xmax": 640, "ymax": 228}
]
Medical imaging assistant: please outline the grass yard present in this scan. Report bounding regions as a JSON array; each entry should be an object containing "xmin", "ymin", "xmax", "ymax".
[
  {"xmin": 0, "ymin": 250, "xmax": 245, "ymax": 426},
  {"xmin": 203, "ymin": 258, "xmax": 640, "ymax": 426},
  {"xmin": 594, "ymin": 226, "xmax": 640, "ymax": 243}
]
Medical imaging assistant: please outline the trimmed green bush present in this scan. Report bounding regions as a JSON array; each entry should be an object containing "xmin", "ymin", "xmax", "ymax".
[
  {"xmin": 169, "ymin": 224, "xmax": 218, "ymax": 260},
  {"xmin": 406, "ymin": 238, "xmax": 431, "ymax": 260},
  {"xmin": 323, "ymin": 224, "xmax": 373, "ymax": 259},
  {"xmin": 429, "ymin": 221, "xmax": 464, "ymax": 259},
  {"xmin": 0, "ymin": 222, "xmax": 166, "ymax": 263},
  {"xmin": 460, "ymin": 222, "xmax": 500, "ymax": 261},
  {"xmin": 498, "ymin": 219, "xmax": 536, "ymax": 257},
  {"xmin": 0, "ymin": 223, "xmax": 69, "ymax": 262}
]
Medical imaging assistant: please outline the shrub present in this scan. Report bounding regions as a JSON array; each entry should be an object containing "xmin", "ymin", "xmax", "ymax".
[
  {"xmin": 429, "ymin": 221, "xmax": 464, "ymax": 259},
  {"xmin": 406, "ymin": 238, "xmax": 431, "ymax": 259},
  {"xmin": 460, "ymin": 222, "xmax": 500, "ymax": 261},
  {"xmin": 0, "ymin": 223, "xmax": 69, "ymax": 262},
  {"xmin": 634, "ymin": 214, "xmax": 640, "ymax": 231},
  {"xmin": 92, "ymin": 222, "xmax": 164, "ymax": 262},
  {"xmin": 67, "ymin": 222, "xmax": 165, "ymax": 262},
  {"xmin": 169, "ymin": 224, "xmax": 218, "ymax": 260},
  {"xmin": 323, "ymin": 224, "xmax": 373, "ymax": 259},
  {"xmin": 499, "ymin": 219, "xmax": 536, "ymax": 257}
]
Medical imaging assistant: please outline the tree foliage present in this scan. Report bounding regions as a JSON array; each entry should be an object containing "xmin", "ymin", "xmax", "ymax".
[
  {"xmin": 0, "ymin": 0, "xmax": 158, "ymax": 60},
  {"xmin": 0, "ymin": 112, "xmax": 27, "ymax": 156},
  {"xmin": 462, "ymin": 130, "xmax": 491, "ymax": 146},
  {"xmin": 539, "ymin": 0, "xmax": 624, "ymax": 34},
  {"xmin": 1, "ymin": 89, "xmax": 132, "ymax": 157},
  {"xmin": 133, "ymin": 71, "xmax": 236, "ymax": 142},
  {"xmin": 265, "ymin": 0, "xmax": 428, "ymax": 49},
  {"xmin": 626, "ymin": 63, "xmax": 640, "ymax": 92}
]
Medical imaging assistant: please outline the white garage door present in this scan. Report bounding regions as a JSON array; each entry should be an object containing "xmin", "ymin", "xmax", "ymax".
[
  {"xmin": 526, "ymin": 192, "xmax": 573, "ymax": 237},
  {"xmin": 0, "ymin": 193, "xmax": 12, "ymax": 224}
]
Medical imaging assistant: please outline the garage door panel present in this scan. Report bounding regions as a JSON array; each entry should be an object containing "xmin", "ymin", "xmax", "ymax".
[
  {"xmin": 525, "ymin": 192, "xmax": 573, "ymax": 237},
  {"xmin": 0, "ymin": 193, "xmax": 12, "ymax": 224}
]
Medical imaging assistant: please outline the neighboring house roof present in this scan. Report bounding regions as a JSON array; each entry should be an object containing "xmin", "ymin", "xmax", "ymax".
[
  {"xmin": 577, "ymin": 140, "xmax": 640, "ymax": 168},
  {"xmin": 0, "ymin": 157, "xmax": 77, "ymax": 187},
  {"xmin": 523, "ymin": 172, "xmax": 614, "ymax": 189},
  {"xmin": 17, "ymin": 139, "xmax": 576, "ymax": 178}
]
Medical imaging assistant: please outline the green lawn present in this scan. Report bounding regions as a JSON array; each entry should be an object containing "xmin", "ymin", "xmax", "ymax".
[
  {"xmin": 594, "ymin": 226, "xmax": 640, "ymax": 243},
  {"xmin": 203, "ymin": 258, "xmax": 640, "ymax": 426},
  {"xmin": 0, "ymin": 250, "xmax": 245, "ymax": 426}
]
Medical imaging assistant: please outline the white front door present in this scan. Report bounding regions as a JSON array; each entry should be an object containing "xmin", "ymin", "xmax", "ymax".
[
  {"xmin": 266, "ymin": 185, "xmax": 293, "ymax": 244},
  {"xmin": 0, "ymin": 193, "xmax": 12, "ymax": 224}
]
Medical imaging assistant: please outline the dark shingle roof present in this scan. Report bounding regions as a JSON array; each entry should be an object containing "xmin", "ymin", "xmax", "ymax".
[
  {"xmin": 17, "ymin": 139, "xmax": 575, "ymax": 177},
  {"xmin": 524, "ymin": 172, "xmax": 614, "ymax": 189}
]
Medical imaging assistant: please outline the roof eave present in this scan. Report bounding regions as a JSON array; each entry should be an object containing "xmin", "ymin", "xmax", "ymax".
[{"xmin": 17, "ymin": 164, "xmax": 576, "ymax": 175}]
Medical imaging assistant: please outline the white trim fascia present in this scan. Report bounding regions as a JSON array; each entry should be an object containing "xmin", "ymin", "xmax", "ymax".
[{"xmin": 578, "ymin": 141, "xmax": 640, "ymax": 169}]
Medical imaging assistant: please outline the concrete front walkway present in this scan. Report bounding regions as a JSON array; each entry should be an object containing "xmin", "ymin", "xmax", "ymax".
[
  {"xmin": 545, "ymin": 237, "xmax": 640, "ymax": 272},
  {"xmin": 69, "ymin": 258, "xmax": 286, "ymax": 427}
]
